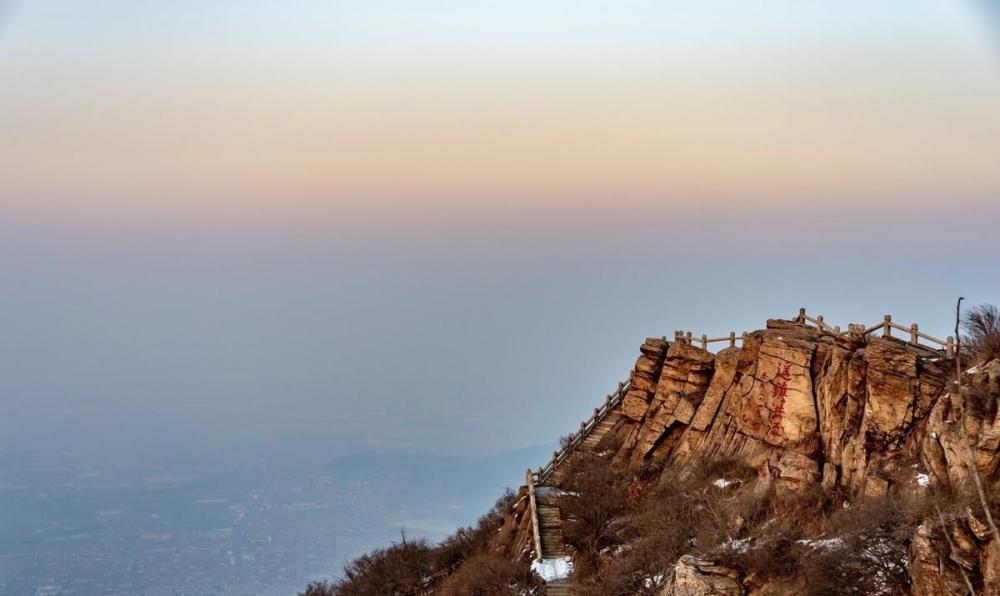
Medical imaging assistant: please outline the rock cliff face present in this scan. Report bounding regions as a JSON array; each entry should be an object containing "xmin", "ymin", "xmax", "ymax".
[
  {"xmin": 490, "ymin": 318, "xmax": 1000, "ymax": 594},
  {"xmin": 610, "ymin": 320, "xmax": 959, "ymax": 494}
]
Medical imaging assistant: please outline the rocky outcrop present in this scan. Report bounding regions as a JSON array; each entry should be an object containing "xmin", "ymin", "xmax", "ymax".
[
  {"xmin": 621, "ymin": 338, "xmax": 670, "ymax": 423},
  {"xmin": 599, "ymin": 320, "xmax": 971, "ymax": 495},
  {"xmin": 495, "ymin": 316, "xmax": 1000, "ymax": 594},
  {"xmin": 659, "ymin": 556, "xmax": 742, "ymax": 596}
]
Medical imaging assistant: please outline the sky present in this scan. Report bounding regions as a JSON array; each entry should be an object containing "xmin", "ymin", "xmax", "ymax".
[{"xmin": 1, "ymin": 1, "xmax": 999, "ymax": 463}]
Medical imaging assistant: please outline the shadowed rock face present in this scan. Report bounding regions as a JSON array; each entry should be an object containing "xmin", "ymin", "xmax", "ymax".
[{"xmin": 492, "ymin": 318, "xmax": 1000, "ymax": 595}]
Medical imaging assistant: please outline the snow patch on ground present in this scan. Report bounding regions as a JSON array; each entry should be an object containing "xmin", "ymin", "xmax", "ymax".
[
  {"xmin": 713, "ymin": 478, "xmax": 738, "ymax": 489},
  {"xmin": 643, "ymin": 573, "xmax": 665, "ymax": 588},
  {"xmin": 916, "ymin": 473, "xmax": 930, "ymax": 487},
  {"xmin": 535, "ymin": 486, "xmax": 574, "ymax": 497},
  {"xmin": 727, "ymin": 538, "xmax": 751, "ymax": 553},
  {"xmin": 531, "ymin": 557, "xmax": 573, "ymax": 582},
  {"xmin": 798, "ymin": 537, "xmax": 844, "ymax": 550}
]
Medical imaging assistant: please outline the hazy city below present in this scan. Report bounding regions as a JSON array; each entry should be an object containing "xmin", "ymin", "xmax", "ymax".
[{"xmin": 0, "ymin": 444, "xmax": 552, "ymax": 594}]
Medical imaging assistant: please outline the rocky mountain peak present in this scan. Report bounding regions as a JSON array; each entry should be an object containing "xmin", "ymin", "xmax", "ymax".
[{"xmin": 493, "ymin": 314, "xmax": 1000, "ymax": 595}]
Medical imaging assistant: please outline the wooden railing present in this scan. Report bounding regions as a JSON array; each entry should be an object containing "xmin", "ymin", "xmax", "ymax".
[
  {"xmin": 525, "ymin": 468, "xmax": 544, "ymax": 559},
  {"xmin": 796, "ymin": 308, "xmax": 955, "ymax": 357},
  {"xmin": 671, "ymin": 329, "xmax": 749, "ymax": 351},
  {"xmin": 533, "ymin": 379, "xmax": 632, "ymax": 486}
]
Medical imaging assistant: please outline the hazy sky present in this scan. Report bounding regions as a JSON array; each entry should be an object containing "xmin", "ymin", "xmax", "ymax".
[{"xmin": 1, "ymin": 1, "xmax": 999, "ymax": 463}]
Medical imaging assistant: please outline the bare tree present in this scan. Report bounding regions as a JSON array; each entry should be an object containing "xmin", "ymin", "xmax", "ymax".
[
  {"xmin": 559, "ymin": 453, "xmax": 630, "ymax": 574},
  {"xmin": 962, "ymin": 303, "xmax": 1000, "ymax": 363},
  {"xmin": 955, "ymin": 298, "xmax": 1000, "ymax": 546}
]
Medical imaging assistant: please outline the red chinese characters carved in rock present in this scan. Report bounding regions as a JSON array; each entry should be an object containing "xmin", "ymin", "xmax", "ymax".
[{"xmin": 767, "ymin": 363, "xmax": 793, "ymax": 437}]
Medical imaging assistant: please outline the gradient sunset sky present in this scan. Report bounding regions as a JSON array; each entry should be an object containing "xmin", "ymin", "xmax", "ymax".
[{"xmin": 1, "ymin": 2, "xmax": 999, "ymax": 458}]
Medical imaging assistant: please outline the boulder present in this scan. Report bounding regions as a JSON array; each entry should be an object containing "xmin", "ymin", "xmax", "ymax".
[
  {"xmin": 622, "ymin": 390, "xmax": 652, "ymax": 421},
  {"xmin": 641, "ymin": 337, "xmax": 670, "ymax": 358},
  {"xmin": 653, "ymin": 342, "xmax": 716, "ymax": 424},
  {"xmin": 659, "ymin": 555, "xmax": 742, "ymax": 596}
]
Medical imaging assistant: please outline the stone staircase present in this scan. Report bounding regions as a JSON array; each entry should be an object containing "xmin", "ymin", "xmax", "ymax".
[
  {"xmin": 526, "ymin": 476, "xmax": 573, "ymax": 592},
  {"xmin": 578, "ymin": 409, "xmax": 621, "ymax": 450},
  {"xmin": 524, "ymin": 379, "xmax": 631, "ymax": 594},
  {"xmin": 546, "ymin": 410, "xmax": 621, "ymax": 485},
  {"xmin": 535, "ymin": 379, "xmax": 632, "ymax": 488},
  {"xmin": 535, "ymin": 489, "xmax": 566, "ymax": 558}
]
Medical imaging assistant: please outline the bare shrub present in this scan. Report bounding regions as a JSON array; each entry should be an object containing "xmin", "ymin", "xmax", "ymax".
[
  {"xmin": 299, "ymin": 581, "xmax": 335, "ymax": 596},
  {"xmin": 559, "ymin": 453, "xmax": 631, "ymax": 576},
  {"xmin": 700, "ymin": 457, "xmax": 758, "ymax": 483},
  {"xmin": 330, "ymin": 537, "xmax": 436, "ymax": 596},
  {"xmin": 436, "ymin": 553, "xmax": 542, "ymax": 596},
  {"xmin": 573, "ymin": 456, "xmax": 764, "ymax": 595},
  {"xmin": 558, "ymin": 433, "xmax": 576, "ymax": 451},
  {"xmin": 963, "ymin": 303, "xmax": 1000, "ymax": 363},
  {"xmin": 435, "ymin": 489, "xmax": 516, "ymax": 570},
  {"xmin": 799, "ymin": 495, "xmax": 923, "ymax": 596},
  {"xmin": 303, "ymin": 488, "xmax": 520, "ymax": 595},
  {"xmin": 573, "ymin": 492, "xmax": 695, "ymax": 595}
]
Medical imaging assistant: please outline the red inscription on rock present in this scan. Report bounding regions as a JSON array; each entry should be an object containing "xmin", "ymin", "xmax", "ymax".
[{"xmin": 767, "ymin": 363, "xmax": 793, "ymax": 437}]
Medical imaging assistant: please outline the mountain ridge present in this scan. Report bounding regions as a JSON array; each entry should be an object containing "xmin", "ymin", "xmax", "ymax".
[{"xmin": 307, "ymin": 309, "xmax": 1000, "ymax": 596}]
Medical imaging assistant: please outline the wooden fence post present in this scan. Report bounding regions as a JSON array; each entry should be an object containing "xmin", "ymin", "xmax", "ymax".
[
  {"xmin": 799, "ymin": 308, "xmax": 806, "ymax": 323},
  {"xmin": 729, "ymin": 331, "xmax": 736, "ymax": 347},
  {"xmin": 883, "ymin": 315, "xmax": 892, "ymax": 338},
  {"xmin": 946, "ymin": 336, "xmax": 955, "ymax": 358},
  {"xmin": 910, "ymin": 323, "xmax": 919, "ymax": 345},
  {"xmin": 701, "ymin": 334, "xmax": 708, "ymax": 350},
  {"xmin": 526, "ymin": 468, "xmax": 543, "ymax": 559},
  {"xmin": 816, "ymin": 315, "xmax": 825, "ymax": 330}
]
